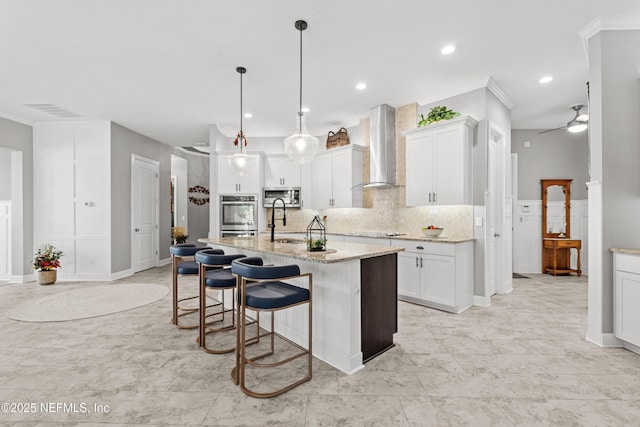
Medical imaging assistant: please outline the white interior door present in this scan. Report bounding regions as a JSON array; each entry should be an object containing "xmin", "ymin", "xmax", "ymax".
[
  {"xmin": 487, "ymin": 122, "xmax": 509, "ymax": 295},
  {"xmin": 487, "ymin": 138, "xmax": 497, "ymax": 297},
  {"xmin": 0, "ymin": 201, "xmax": 10, "ymax": 279},
  {"xmin": 132, "ymin": 155, "xmax": 159, "ymax": 272}
]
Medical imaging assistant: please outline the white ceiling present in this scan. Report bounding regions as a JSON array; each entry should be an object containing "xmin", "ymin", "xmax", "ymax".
[{"xmin": 1, "ymin": 0, "xmax": 639, "ymax": 147}]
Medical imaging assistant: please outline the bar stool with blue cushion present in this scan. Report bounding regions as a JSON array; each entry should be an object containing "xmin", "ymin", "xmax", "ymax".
[
  {"xmin": 195, "ymin": 249, "xmax": 257, "ymax": 354},
  {"xmin": 231, "ymin": 256, "xmax": 312, "ymax": 398},
  {"xmin": 170, "ymin": 244, "xmax": 223, "ymax": 329}
]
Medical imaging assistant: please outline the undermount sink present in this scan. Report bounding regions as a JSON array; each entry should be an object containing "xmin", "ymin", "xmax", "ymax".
[{"xmin": 269, "ymin": 238, "xmax": 304, "ymax": 244}]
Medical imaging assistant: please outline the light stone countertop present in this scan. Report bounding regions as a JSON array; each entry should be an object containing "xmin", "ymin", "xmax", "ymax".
[
  {"xmin": 198, "ymin": 236, "xmax": 405, "ymax": 264},
  {"xmin": 610, "ymin": 248, "xmax": 640, "ymax": 255},
  {"xmin": 259, "ymin": 230, "xmax": 474, "ymax": 244}
]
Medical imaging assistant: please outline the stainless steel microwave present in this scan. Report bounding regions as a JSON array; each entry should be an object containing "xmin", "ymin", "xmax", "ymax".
[{"xmin": 263, "ymin": 187, "xmax": 301, "ymax": 208}]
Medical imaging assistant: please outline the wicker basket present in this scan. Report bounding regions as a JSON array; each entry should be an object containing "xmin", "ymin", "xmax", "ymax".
[{"xmin": 326, "ymin": 127, "xmax": 350, "ymax": 149}]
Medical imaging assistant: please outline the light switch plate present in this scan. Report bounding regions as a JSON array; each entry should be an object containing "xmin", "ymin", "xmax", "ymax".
[{"xmin": 475, "ymin": 216, "xmax": 483, "ymax": 227}]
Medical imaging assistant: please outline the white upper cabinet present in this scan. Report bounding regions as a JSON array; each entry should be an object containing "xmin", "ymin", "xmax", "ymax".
[
  {"xmin": 311, "ymin": 145, "xmax": 364, "ymax": 209},
  {"xmin": 403, "ymin": 116, "xmax": 477, "ymax": 206},
  {"xmin": 264, "ymin": 155, "xmax": 302, "ymax": 188},
  {"xmin": 216, "ymin": 153, "xmax": 262, "ymax": 194}
]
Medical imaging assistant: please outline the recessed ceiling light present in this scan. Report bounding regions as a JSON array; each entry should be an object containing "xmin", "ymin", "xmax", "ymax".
[
  {"xmin": 244, "ymin": 112, "xmax": 252, "ymax": 118},
  {"xmin": 301, "ymin": 107, "xmax": 310, "ymax": 113},
  {"xmin": 441, "ymin": 45, "xmax": 456, "ymax": 55},
  {"xmin": 539, "ymin": 76, "xmax": 553, "ymax": 84},
  {"xmin": 356, "ymin": 82, "xmax": 367, "ymax": 90}
]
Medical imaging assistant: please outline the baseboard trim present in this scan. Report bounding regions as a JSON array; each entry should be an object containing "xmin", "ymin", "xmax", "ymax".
[
  {"xmin": 585, "ymin": 332, "xmax": 623, "ymax": 347},
  {"xmin": 473, "ymin": 295, "xmax": 491, "ymax": 307},
  {"xmin": 158, "ymin": 257, "xmax": 171, "ymax": 267},
  {"xmin": 110, "ymin": 269, "xmax": 135, "ymax": 281},
  {"xmin": 9, "ymin": 274, "xmax": 35, "ymax": 283},
  {"xmin": 623, "ymin": 341, "xmax": 640, "ymax": 355}
]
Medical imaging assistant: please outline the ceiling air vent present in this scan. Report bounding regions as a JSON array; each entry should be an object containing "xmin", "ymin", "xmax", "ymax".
[{"xmin": 24, "ymin": 103, "xmax": 82, "ymax": 118}]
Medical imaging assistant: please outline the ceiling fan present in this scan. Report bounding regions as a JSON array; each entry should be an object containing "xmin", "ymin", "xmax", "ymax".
[{"xmin": 538, "ymin": 104, "xmax": 589, "ymax": 134}]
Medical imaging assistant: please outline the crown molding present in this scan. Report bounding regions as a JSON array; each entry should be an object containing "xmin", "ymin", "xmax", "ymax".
[
  {"xmin": 416, "ymin": 76, "xmax": 515, "ymax": 112},
  {"xmin": 578, "ymin": 15, "xmax": 640, "ymax": 67},
  {"xmin": 0, "ymin": 111, "xmax": 34, "ymax": 127},
  {"xmin": 486, "ymin": 76, "xmax": 515, "ymax": 110}
]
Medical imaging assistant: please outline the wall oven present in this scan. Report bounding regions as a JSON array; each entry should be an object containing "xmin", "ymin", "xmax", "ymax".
[{"xmin": 219, "ymin": 194, "xmax": 258, "ymax": 236}]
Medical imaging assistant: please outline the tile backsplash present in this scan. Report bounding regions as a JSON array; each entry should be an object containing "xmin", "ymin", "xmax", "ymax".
[{"xmin": 268, "ymin": 186, "xmax": 473, "ymax": 240}]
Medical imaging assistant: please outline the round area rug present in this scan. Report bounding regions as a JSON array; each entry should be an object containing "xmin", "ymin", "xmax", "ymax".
[{"xmin": 6, "ymin": 283, "xmax": 169, "ymax": 322}]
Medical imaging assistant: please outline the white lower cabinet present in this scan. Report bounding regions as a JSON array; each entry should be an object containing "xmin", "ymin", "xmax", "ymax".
[
  {"xmin": 614, "ymin": 252, "xmax": 640, "ymax": 347},
  {"xmin": 397, "ymin": 240, "xmax": 473, "ymax": 313}
]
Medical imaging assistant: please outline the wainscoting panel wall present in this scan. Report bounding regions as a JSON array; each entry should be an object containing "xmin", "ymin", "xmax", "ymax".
[
  {"xmin": 513, "ymin": 200, "xmax": 588, "ymax": 275},
  {"xmin": 33, "ymin": 121, "xmax": 111, "ymax": 280}
]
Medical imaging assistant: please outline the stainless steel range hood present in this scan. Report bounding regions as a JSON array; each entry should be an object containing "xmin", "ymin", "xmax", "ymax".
[{"xmin": 363, "ymin": 104, "xmax": 397, "ymax": 188}]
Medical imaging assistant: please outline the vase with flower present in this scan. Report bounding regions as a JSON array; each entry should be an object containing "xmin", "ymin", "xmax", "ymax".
[{"xmin": 33, "ymin": 243, "xmax": 63, "ymax": 285}]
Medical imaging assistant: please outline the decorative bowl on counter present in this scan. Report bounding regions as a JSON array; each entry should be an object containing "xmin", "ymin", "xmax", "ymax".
[{"xmin": 421, "ymin": 227, "xmax": 443, "ymax": 237}]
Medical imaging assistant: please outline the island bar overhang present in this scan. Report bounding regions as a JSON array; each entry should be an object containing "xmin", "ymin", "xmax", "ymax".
[{"xmin": 199, "ymin": 237, "xmax": 403, "ymax": 374}]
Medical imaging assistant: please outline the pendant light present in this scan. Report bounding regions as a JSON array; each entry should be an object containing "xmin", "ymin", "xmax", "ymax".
[
  {"xmin": 283, "ymin": 19, "xmax": 319, "ymax": 164},
  {"xmin": 228, "ymin": 66, "xmax": 253, "ymax": 176}
]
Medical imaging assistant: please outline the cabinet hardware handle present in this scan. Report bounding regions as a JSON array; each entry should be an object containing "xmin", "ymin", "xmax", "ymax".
[
  {"xmin": 416, "ymin": 257, "xmax": 419, "ymax": 268},
  {"xmin": 420, "ymin": 257, "xmax": 423, "ymax": 268},
  {"xmin": 135, "ymin": 228, "xmax": 140, "ymax": 232},
  {"xmin": 433, "ymin": 192, "xmax": 436, "ymax": 203},
  {"xmin": 428, "ymin": 192, "xmax": 432, "ymax": 203},
  {"xmin": 494, "ymin": 233, "xmax": 501, "ymax": 237},
  {"xmin": 416, "ymin": 246, "xmax": 424, "ymax": 250}
]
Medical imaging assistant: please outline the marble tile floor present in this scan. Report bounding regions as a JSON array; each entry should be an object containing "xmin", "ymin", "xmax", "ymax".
[{"xmin": 1, "ymin": 267, "xmax": 640, "ymax": 426}]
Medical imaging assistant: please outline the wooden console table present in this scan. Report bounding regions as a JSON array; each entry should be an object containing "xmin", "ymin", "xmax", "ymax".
[{"xmin": 543, "ymin": 238, "xmax": 581, "ymax": 276}]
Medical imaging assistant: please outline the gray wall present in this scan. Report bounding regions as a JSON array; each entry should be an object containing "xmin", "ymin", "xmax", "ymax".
[
  {"xmin": 172, "ymin": 149, "xmax": 210, "ymax": 244},
  {"xmin": 0, "ymin": 116, "xmax": 33, "ymax": 276},
  {"xmin": 0, "ymin": 149, "xmax": 11, "ymax": 200},
  {"xmin": 512, "ymin": 129, "xmax": 588, "ymax": 200},
  {"xmin": 591, "ymin": 30, "xmax": 640, "ymax": 333},
  {"xmin": 111, "ymin": 123, "xmax": 173, "ymax": 273}
]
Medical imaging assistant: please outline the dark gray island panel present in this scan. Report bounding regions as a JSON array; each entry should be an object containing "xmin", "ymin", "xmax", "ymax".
[{"xmin": 361, "ymin": 253, "xmax": 398, "ymax": 362}]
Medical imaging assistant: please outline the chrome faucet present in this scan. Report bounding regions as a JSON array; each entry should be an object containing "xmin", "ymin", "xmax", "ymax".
[{"xmin": 269, "ymin": 197, "xmax": 287, "ymax": 242}]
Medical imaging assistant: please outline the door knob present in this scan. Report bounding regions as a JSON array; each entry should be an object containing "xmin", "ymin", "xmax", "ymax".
[
  {"xmin": 494, "ymin": 233, "xmax": 500, "ymax": 237},
  {"xmin": 135, "ymin": 228, "xmax": 140, "ymax": 232}
]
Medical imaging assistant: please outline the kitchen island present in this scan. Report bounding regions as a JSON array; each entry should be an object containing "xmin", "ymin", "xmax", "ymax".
[{"xmin": 198, "ymin": 236, "xmax": 404, "ymax": 374}]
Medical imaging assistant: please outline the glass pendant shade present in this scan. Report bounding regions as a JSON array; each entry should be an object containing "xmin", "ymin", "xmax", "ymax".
[
  {"xmin": 284, "ymin": 112, "xmax": 319, "ymax": 164},
  {"xmin": 229, "ymin": 66, "xmax": 253, "ymax": 176},
  {"xmin": 228, "ymin": 134, "xmax": 253, "ymax": 176},
  {"xmin": 285, "ymin": 19, "xmax": 318, "ymax": 164}
]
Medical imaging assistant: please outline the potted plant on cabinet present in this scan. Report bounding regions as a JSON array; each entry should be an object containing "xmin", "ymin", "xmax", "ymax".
[
  {"xmin": 418, "ymin": 105, "xmax": 461, "ymax": 127},
  {"xmin": 33, "ymin": 243, "xmax": 63, "ymax": 285}
]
